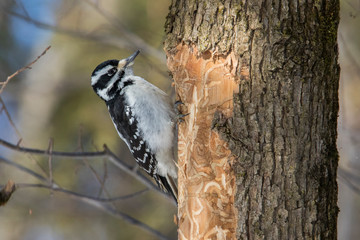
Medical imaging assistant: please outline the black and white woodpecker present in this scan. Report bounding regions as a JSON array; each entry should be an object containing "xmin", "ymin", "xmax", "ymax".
[{"xmin": 91, "ymin": 50, "xmax": 178, "ymax": 203}]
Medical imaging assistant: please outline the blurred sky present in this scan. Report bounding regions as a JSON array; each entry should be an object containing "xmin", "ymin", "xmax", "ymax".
[{"xmin": 10, "ymin": 0, "xmax": 57, "ymax": 48}]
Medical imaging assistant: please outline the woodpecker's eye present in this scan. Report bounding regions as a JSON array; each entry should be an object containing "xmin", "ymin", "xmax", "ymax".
[{"xmin": 107, "ymin": 68, "xmax": 117, "ymax": 76}]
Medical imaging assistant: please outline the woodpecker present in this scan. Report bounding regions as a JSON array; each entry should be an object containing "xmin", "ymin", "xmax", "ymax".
[{"xmin": 91, "ymin": 50, "xmax": 178, "ymax": 203}]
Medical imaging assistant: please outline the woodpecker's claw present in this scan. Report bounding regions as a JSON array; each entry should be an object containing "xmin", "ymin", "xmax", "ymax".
[
  {"xmin": 174, "ymin": 100, "xmax": 184, "ymax": 108},
  {"xmin": 174, "ymin": 100, "xmax": 188, "ymax": 123},
  {"xmin": 177, "ymin": 113, "xmax": 189, "ymax": 123}
]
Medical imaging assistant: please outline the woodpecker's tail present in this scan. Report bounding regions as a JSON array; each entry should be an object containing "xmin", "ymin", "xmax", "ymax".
[{"xmin": 157, "ymin": 174, "xmax": 178, "ymax": 204}]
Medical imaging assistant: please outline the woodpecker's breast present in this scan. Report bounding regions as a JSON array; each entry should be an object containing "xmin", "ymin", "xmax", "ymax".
[{"xmin": 122, "ymin": 77, "xmax": 176, "ymax": 155}]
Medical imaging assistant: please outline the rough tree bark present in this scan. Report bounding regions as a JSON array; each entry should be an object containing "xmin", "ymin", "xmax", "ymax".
[{"xmin": 165, "ymin": 1, "xmax": 339, "ymax": 239}]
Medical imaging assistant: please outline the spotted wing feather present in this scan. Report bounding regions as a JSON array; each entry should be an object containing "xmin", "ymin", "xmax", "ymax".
[
  {"xmin": 107, "ymin": 95, "xmax": 156, "ymax": 175},
  {"xmin": 107, "ymin": 96, "xmax": 177, "ymax": 201}
]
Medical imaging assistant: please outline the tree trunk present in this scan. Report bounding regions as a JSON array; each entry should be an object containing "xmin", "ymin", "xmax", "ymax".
[{"xmin": 165, "ymin": 1, "xmax": 339, "ymax": 239}]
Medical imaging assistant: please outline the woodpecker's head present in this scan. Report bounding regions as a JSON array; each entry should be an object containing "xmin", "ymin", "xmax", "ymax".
[{"xmin": 91, "ymin": 50, "xmax": 140, "ymax": 101}]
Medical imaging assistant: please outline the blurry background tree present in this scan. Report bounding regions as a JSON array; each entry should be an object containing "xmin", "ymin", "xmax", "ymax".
[{"xmin": 0, "ymin": 0, "xmax": 359, "ymax": 239}]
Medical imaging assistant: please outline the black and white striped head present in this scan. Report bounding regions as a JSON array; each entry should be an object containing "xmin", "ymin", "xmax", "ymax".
[{"xmin": 91, "ymin": 50, "xmax": 140, "ymax": 101}]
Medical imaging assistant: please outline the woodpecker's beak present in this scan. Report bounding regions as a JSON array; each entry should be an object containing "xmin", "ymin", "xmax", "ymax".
[{"xmin": 118, "ymin": 50, "xmax": 140, "ymax": 69}]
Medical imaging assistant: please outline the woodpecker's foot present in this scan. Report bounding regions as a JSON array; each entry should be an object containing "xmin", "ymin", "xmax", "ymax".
[
  {"xmin": 174, "ymin": 100, "xmax": 184, "ymax": 108},
  {"xmin": 176, "ymin": 113, "xmax": 189, "ymax": 123},
  {"xmin": 174, "ymin": 100, "xmax": 189, "ymax": 123}
]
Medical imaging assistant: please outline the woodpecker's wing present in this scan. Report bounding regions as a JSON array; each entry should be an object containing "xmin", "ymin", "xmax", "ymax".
[
  {"xmin": 107, "ymin": 96, "xmax": 178, "ymax": 203},
  {"xmin": 107, "ymin": 96, "xmax": 157, "ymax": 175}
]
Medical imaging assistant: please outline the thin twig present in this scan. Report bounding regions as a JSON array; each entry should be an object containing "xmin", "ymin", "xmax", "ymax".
[
  {"xmin": 0, "ymin": 157, "xmax": 169, "ymax": 240},
  {"xmin": 0, "ymin": 157, "xmax": 49, "ymax": 183},
  {"xmin": 6, "ymin": 10, "xmax": 133, "ymax": 55},
  {"xmin": 0, "ymin": 46, "xmax": 51, "ymax": 95},
  {"xmin": 80, "ymin": 0, "xmax": 170, "ymax": 79},
  {"xmin": 0, "ymin": 97, "xmax": 21, "ymax": 137},
  {"xmin": 81, "ymin": 0, "xmax": 166, "ymax": 64},
  {"xmin": 91, "ymin": 140, "xmax": 110, "ymax": 197},
  {"xmin": 0, "ymin": 97, "xmax": 50, "ymax": 178},
  {"xmin": 86, "ymin": 200, "xmax": 170, "ymax": 240},
  {"xmin": 0, "ymin": 138, "xmax": 174, "ymax": 203},
  {"xmin": 102, "ymin": 145, "xmax": 173, "ymax": 202},
  {"xmin": 6, "ymin": 8, "xmax": 170, "ymax": 79},
  {"xmin": 47, "ymin": 138, "xmax": 54, "ymax": 190},
  {"xmin": 0, "ymin": 137, "xmax": 107, "ymax": 157},
  {"xmin": 77, "ymin": 125, "xmax": 108, "ymax": 197},
  {"xmin": 14, "ymin": 0, "xmax": 31, "ymax": 19},
  {"xmin": 14, "ymin": 183, "xmax": 149, "ymax": 202}
]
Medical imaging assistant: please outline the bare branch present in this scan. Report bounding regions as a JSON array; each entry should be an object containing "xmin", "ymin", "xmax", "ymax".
[
  {"xmin": 91, "ymin": 140, "xmax": 110, "ymax": 197},
  {"xmin": 47, "ymin": 138, "xmax": 54, "ymax": 188},
  {"xmin": 0, "ymin": 161, "xmax": 169, "ymax": 240},
  {"xmin": 6, "ymin": 10, "xmax": 132, "ymax": 47},
  {"xmin": 0, "ymin": 97, "xmax": 51, "ymax": 177},
  {"xmin": 102, "ymin": 145, "xmax": 174, "ymax": 203},
  {"xmin": 0, "ymin": 138, "xmax": 174, "ymax": 203},
  {"xmin": 0, "ymin": 137, "xmax": 106, "ymax": 157},
  {"xmin": 77, "ymin": 126, "xmax": 109, "ymax": 197},
  {"xmin": 0, "ymin": 156, "xmax": 49, "ymax": 183},
  {"xmin": 14, "ymin": 183, "xmax": 149, "ymax": 202},
  {"xmin": 0, "ymin": 46, "xmax": 51, "ymax": 95},
  {"xmin": 0, "ymin": 97, "xmax": 22, "ymax": 137},
  {"xmin": 0, "ymin": 156, "xmax": 147, "ymax": 203},
  {"xmin": 85, "ymin": 199, "xmax": 171, "ymax": 240},
  {"xmin": 5, "ymin": 7, "xmax": 170, "ymax": 80},
  {"xmin": 81, "ymin": 0, "xmax": 166, "ymax": 64},
  {"xmin": 6, "ymin": 9, "xmax": 166, "ymax": 65}
]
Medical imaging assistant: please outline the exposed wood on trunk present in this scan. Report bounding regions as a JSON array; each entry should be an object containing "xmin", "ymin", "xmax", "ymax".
[{"xmin": 166, "ymin": 44, "xmax": 238, "ymax": 239}]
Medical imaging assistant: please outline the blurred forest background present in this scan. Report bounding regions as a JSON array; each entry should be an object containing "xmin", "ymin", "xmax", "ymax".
[{"xmin": 0, "ymin": 0, "xmax": 359, "ymax": 239}]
